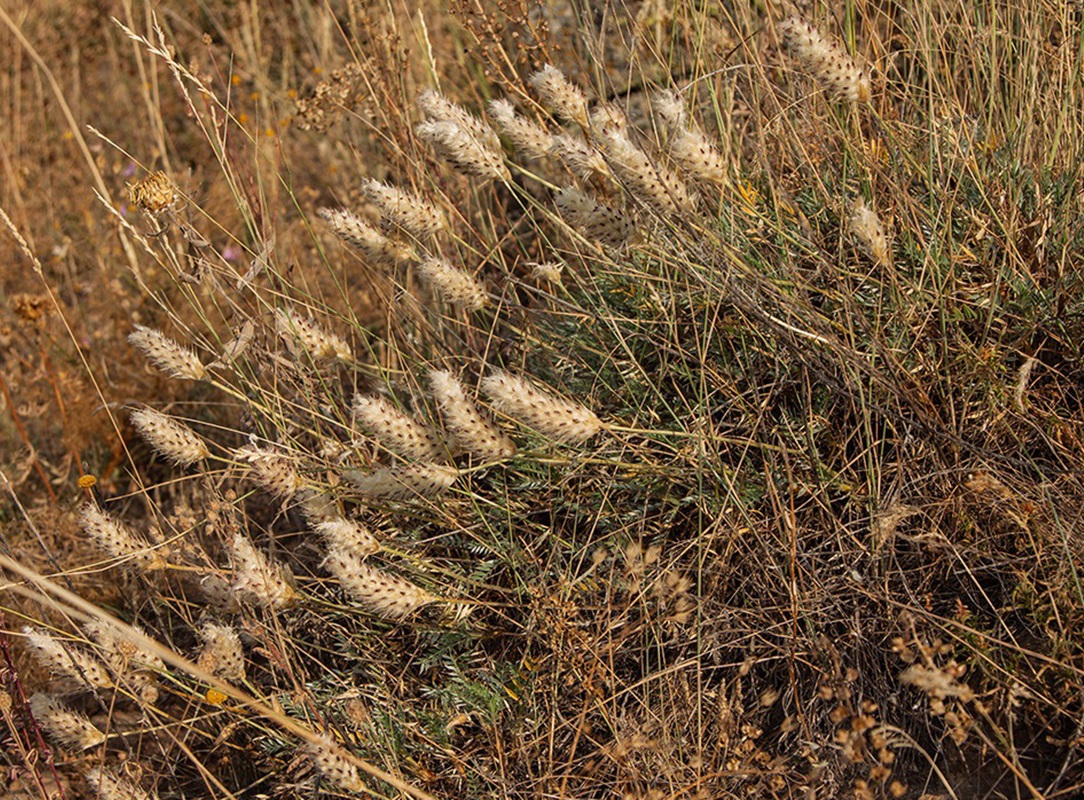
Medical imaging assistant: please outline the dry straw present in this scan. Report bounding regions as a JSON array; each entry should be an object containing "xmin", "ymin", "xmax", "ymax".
[
  {"xmin": 344, "ymin": 463, "xmax": 458, "ymax": 501},
  {"xmin": 128, "ymin": 325, "xmax": 206, "ymax": 381},
  {"xmin": 275, "ymin": 308, "xmax": 352, "ymax": 362},
  {"xmin": 529, "ymin": 64, "xmax": 590, "ymax": 129},
  {"xmin": 779, "ymin": 16, "xmax": 871, "ymax": 104},
  {"xmin": 360, "ymin": 179, "xmax": 445, "ymax": 237},
  {"xmin": 416, "ymin": 90, "xmax": 510, "ymax": 181},
  {"xmin": 555, "ymin": 188, "xmax": 634, "ymax": 248},
  {"xmin": 353, "ymin": 393, "xmax": 447, "ymax": 461},
  {"xmin": 197, "ymin": 622, "xmax": 246, "ymax": 683},
  {"xmin": 22, "ymin": 627, "xmax": 113, "ymax": 692},
  {"xmin": 850, "ymin": 199, "xmax": 891, "ymax": 267},
  {"xmin": 130, "ymin": 407, "xmax": 210, "ymax": 468},
  {"xmin": 230, "ymin": 534, "xmax": 299, "ymax": 610},
  {"xmin": 81, "ymin": 503, "xmax": 166, "ymax": 571},
  {"xmin": 481, "ymin": 370, "xmax": 602, "ymax": 444},
  {"xmin": 315, "ymin": 518, "xmax": 380, "ymax": 559},
  {"xmin": 307, "ymin": 735, "xmax": 366, "ymax": 792},
  {"xmin": 652, "ymin": 90, "xmax": 727, "ymax": 185},
  {"xmin": 319, "ymin": 207, "xmax": 415, "ymax": 265},
  {"xmin": 323, "ymin": 546, "xmax": 438, "ymax": 620},
  {"xmin": 428, "ymin": 370, "xmax": 517, "ymax": 462},
  {"xmin": 29, "ymin": 693, "xmax": 105, "ymax": 751},
  {"xmin": 488, "ymin": 99, "xmax": 553, "ymax": 162},
  {"xmin": 416, "ymin": 257, "xmax": 488, "ymax": 312}
]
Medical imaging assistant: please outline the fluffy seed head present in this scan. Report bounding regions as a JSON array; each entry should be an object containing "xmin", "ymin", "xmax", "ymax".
[
  {"xmin": 596, "ymin": 130, "xmax": 694, "ymax": 214},
  {"xmin": 319, "ymin": 207, "xmax": 415, "ymax": 265},
  {"xmin": 779, "ymin": 16, "xmax": 871, "ymax": 103},
  {"xmin": 29, "ymin": 693, "xmax": 105, "ymax": 751},
  {"xmin": 850, "ymin": 199, "xmax": 891, "ymax": 267},
  {"xmin": 128, "ymin": 325, "xmax": 206, "ymax": 380},
  {"xmin": 353, "ymin": 393, "xmax": 447, "ymax": 461},
  {"xmin": 84, "ymin": 620, "xmax": 165, "ymax": 679},
  {"xmin": 130, "ymin": 407, "xmax": 210, "ymax": 468},
  {"xmin": 652, "ymin": 90, "xmax": 727, "ymax": 185},
  {"xmin": 552, "ymin": 134, "xmax": 610, "ymax": 179},
  {"xmin": 481, "ymin": 370, "xmax": 602, "ymax": 444},
  {"xmin": 307, "ymin": 735, "xmax": 365, "ymax": 792},
  {"xmin": 528, "ymin": 261, "xmax": 564, "ymax": 284},
  {"xmin": 416, "ymin": 119, "xmax": 510, "ymax": 182},
  {"xmin": 315, "ymin": 518, "xmax": 380, "ymax": 559},
  {"xmin": 416, "ymin": 257, "xmax": 488, "ymax": 312},
  {"xmin": 323, "ymin": 547, "xmax": 438, "ymax": 620},
  {"xmin": 360, "ymin": 179, "xmax": 445, "ymax": 237},
  {"xmin": 81, "ymin": 504, "xmax": 166, "ymax": 571},
  {"xmin": 127, "ymin": 170, "xmax": 181, "ymax": 215},
  {"xmin": 529, "ymin": 65, "xmax": 590, "ymax": 129},
  {"xmin": 230, "ymin": 534, "xmax": 299, "ymax": 610},
  {"xmin": 555, "ymin": 188, "xmax": 634, "ymax": 248},
  {"xmin": 343, "ymin": 463, "xmax": 458, "ymax": 501},
  {"xmin": 236, "ymin": 445, "xmax": 307, "ymax": 500},
  {"xmin": 85, "ymin": 768, "xmax": 156, "ymax": 800},
  {"xmin": 428, "ymin": 370, "xmax": 517, "ymax": 462},
  {"xmin": 22, "ymin": 627, "xmax": 112, "ymax": 692},
  {"xmin": 275, "ymin": 308, "xmax": 352, "ymax": 362},
  {"xmin": 197, "ymin": 623, "xmax": 246, "ymax": 683},
  {"xmin": 488, "ymin": 99, "xmax": 553, "ymax": 161},
  {"xmin": 417, "ymin": 90, "xmax": 500, "ymax": 149}
]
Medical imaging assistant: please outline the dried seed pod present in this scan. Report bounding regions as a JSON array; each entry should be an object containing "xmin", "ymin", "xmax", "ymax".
[
  {"xmin": 236, "ymin": 445, "xmax": 307, "ymax": 500},
  {"xmin": 322, "ymin": 547, "xmax": 438, "ymax": 620},
  {"xmin": 353, "ymin": 393, "xmax": 447, "ymax": 461},
  {"xmin": 481, "ymin": 370, "xmax": 602, "ymax": 444},
  {"xmin": 130, "ymin": 407, "xmax": 210, "ymax": 468},
  {"xmin": 275, "ymin": 308, "xmax": 352, "ymax": 362},
  {"xmin": 428, "ymin": 370, "xmax": 516, "ymax": 461},
  {"xmin": 307, "ymin": 735, "xmax": 365, "ymax": 792},
  {"xmin": 128, "ymin": 325, "xmax": 206, "ymax": 380},
  {"xmin": 319, "ymin": 207, "xmax": 415, "ymax": 265},
  {"xmin": 197, "ymin": 623, "xmax": 246, "ymax": 683},
  {"xmin": 343, "ymin": 463, "xmax": 458, "ymax": 501},
  {"xmin": 127, "ymin": 171, "xmax": 180, "ymax": 215},
  {"xmin": 652, "ymin": 90, "xmax": 727, "ymax": 185},
  {"xmin": 555, "ymin": 188, "xmax": 634, "ymax": 248},
  {"xmin": 22, "ymin": 627, "xmax": 112, "ymax": 692},
  {"xmin": 360, "ymin": 179, "xmax": 446, "ymax": 237},
  {"xmin": 779, "ymin": 16, "xmax": 871, "ymax": 104},
  {"xmin": 488, "ymin": 99, "xmax": 553, "ymax": 161},
  {"xmin": 81, "ymin": 504, "xmax": 166, "ymax": 571},
  {"xmin": 416, "ymin": 257, "xmax": 488, "ymax": 312},
  {"xmin": 29, "ymin": 693, "xmax": 105, "ymax": 751},
  {"xmin": 230, "ymin": 534, "xmax": 299, "ymax": 610},
  {"xmin": 850, "ymin": 199, "xmax": 891, "ymax": 267},
  {"xmin": 529, "ymin": 64, "xmax": 590, "ymax": 129},
  {"xmin": 315, "ymin": 518, "xmax": 380, "ymax": 559}
]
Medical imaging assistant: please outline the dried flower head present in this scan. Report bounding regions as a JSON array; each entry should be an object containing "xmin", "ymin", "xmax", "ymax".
[
  {"xmin": 360, "ymin": 179, "xmax": 445, "ymax": 237},
  {"xmin": 29, "ymin": 693, "xmax": 105, "ymax": 751},
  {"xmin": 416, "ymin": 257, "xmax": 488, "ymax": 312},
  {"xmin": 899, "ymin": 664, "xmax": 974, "ymax": 702},
  {"xmin": 551, "ymin": 134, "xmax": 611, "ymax": 179},
  {"xmin": 417, "ymin": 90, "xmax": 500, "ymax": 149},
  {"xmin": 596, "ymin": 129, "xmax": 694, "ymax": 214},
  {"xmin": 488, "ymin": 99, "xmax": 553, "ymax": 161},
  {"xmin": 528, "ymin": 261, "xmax": 564, "ymax": 284},
  {"xmin": 294, "ymin": 63, "xmax": 364, "ymax": 131},
  {"xmin": 83, "ymin": 620, "xmax": 165, "ymax": 679},
  {"xmin": 428, "ymin": 370, "xmax": 517, "ymax": 462},
  {"xmin": 652, "ymin": 90, "xmax": 727, "ymax": 185},
  {"xmin": 315, "ymin": 518, "xmax": 380, "ymax": 559},
  {"xmin": 323, "ymin": 547, "xmax": 438, "ymax": 619},
  {"xmin": 353, "ymin": 393, "xmax": 447, "ymax": 461},
  {"xmin": 230, "ymin": 534, "xmax": 299, "ymax": 610},
  {"xmin": 307, "ymin": 735, "xmax": 365, "ymax": 792},
  {"xmin": 529, "ymin": 65, "xmax": 590, "ymax": 129},
  {"xmin": 81, "ymin": 504, "xmax": 166, "ymax": 571},
  {"xmin": 779, "ymin": 16, "xmax": 871, "ymax": 104},
  {"xmin": 319, "ymin": 207, "xmax": 415, "ymax": 265},
  {"xmin": 128, "ymin": 171, "xmax": 181, "ymax": 215},
  {"xmin": 130, "ymin": 407, "xmax": 210, "ymax": 468},
  {"xmin": 236, "ymin": 445, "xmax": 307, "ymax": 500},
  {"xmin": 85, "ymin": 767, "xmax": 157, "ymax": 800},
  {"xmin": 344, "ymin": 463, "xmax": 458, "ymax": 501},
  {"xmin": 481, "ymin": 370, "xmax": 602, "ymax": 444},
  {"xmin": 850, "ymin": 199, "xmax": 891, "ymax": 267},
  {"xmin": 128, "ymin": 325, "xmax": 206, "ymax": 380},
  {"xmin": 275, "ymin": 308, "xmax": 352, "ymax": 362},
  {"xmin": 416, "ymin": 90, "xmax": 509, "ymax": 181},
  {"xmin": 197, "ymin": 623, "xmax": 246, "ymax": 683},
  {"xmin": 22, "ymin": 627, "xmax": 112, "ymax": 692},
  {"xmin": 555, "ymin": 188, "xmax": 634, "ymax": 248}
]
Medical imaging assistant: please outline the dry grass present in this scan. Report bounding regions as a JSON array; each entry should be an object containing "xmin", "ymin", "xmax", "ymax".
[{"xmin": 2, "ymin": 2, "xmax": 1084, "ymax": 799}]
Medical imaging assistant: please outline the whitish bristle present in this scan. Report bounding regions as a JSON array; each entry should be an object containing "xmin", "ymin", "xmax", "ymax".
[
  {"xmin": 555, "ymin": 188, "xmax": 634, "ymax": 248},
  {"xmin": 779, "ymin": 16, "xmax": 871, "ymax": 104},
  {"xmin": 197, "ymin": 622, "xmax": 246, "ymax": 683},
  {"xmin": 488, "ymin": 98, "xmax": 553, "ymax": 161},
  {"xmin": 314, "ymin": 518, "xmax": 380, "ymax": 560},
  {"xmin": 529, "ymin": 65, "xmax": 590, "ymax": 129},
  {"xmin": 360, "ymin": 179, "xmax": 446, "ymax": 237},
  {"xmin": 275, "ymin": 308, "xmax": 352, "ymax": 362},
  {"xmin": 353, "ymin": 393, "xmax": 447, "ymax": 461},
  {"xmin": 319, "ymin": 207, "xmax": 415, "ymax": 265},
  {"xmin": 307, "ymin": 734, "xmax": 365, "ymax": 792},
  {"xmin": 130, "ymin": 407, "xmax": 210, "ymax": 468},
  {"xmin": 22, "ymin": 627, "xmax": 112, "ymax": 692}
]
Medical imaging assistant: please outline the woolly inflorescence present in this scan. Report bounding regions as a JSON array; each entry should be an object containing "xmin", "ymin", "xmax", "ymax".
[
  {"xmin": 307, "ymin": 735, "xmax": 365, "ymax": 792},
  {"xmin": 416, "ymin": 90, "xmax": 510, "ymax": 181},
  {"xmin": 652, "ymin": 90, "xmax": 727, "ymax": 185},
  {"xmin": 22, "ymin": 627, "xmax": 113, "ymax": 692},
  {"xmin": 230, "ymin": 534, "xmax": 299, "ymax": 610},
  {"xmin": 428, "ymin": 370, "xmax": 516, "ymax": 462},
  {"xmin": 130, "ymin": 407, "xmax": 210, "ymax": 468},
  {"xmin": 779, "ymin": 16, "xmax": 871, "ymax": 104},
  {"xmin": 488, "ymin": 99, "xmax": 553, "ymax": 162},
  {"xmin": 275, "ymin": 308, "xmax": 352, "ymax": 362},
  {"xmin": 481, "ymin": 370, "xmax": 602, "ymax": 444},
  {"xmin": 416, "ymin": 257, "xmax": 488, "ymax": 312},
  {"xmin": 236, "ymin": 445, "xmax": 307, "ymax": 500},
  {"xmin": 81, "ymin": 503, "xmax": 165, "ymax": 571},
  {"xmin": 319, "ymin": 207, "xmax": 415, "ymax": 265},
  {"xmin": 552, "ymin": 133, "xmax": 610, "ymax": 179},
  {"xmin": 85, "ymin": 767, "xmax": 157, "ymax": 800},
  {"xmin": 360, "ymin": 178, "xmax": 446, "ymax": 237},
  {"xmin": 343, "ymin": 463, "xmax": 458, "ymax": 501},
  {"xmin": 83, "ymin": 620, "xmax": 164, "ymax": 703},
  {"xmin": 323, "ymin": 547, "xmax": 437, "ymax": 620},
  {"xmin": 353, "ymin": 393, "xmax": 447, "ymax": 461},
  {"xmin": 555, "ymin": 188, "xmax": 634, "ymax": 248},
  {"xmin": 529, "ymin": 64, "xmax": 590, "ymax": 129},
  {"xmin": 850, "ymin": 199, "xmax": 891, "ymax": 267},
  {"xmin": 197, "ymin": 622, "xmax": 246, "ymax": 683},
  {"xmin": 315, "ymin": 518, "xmax": 380, "ymax": 560},
  {"xmin": 29, "ymin": 693, "xmax": 105, "ymax": 751},
  {"xmin": 128, "ymin": 325, "xmax": 206, "ymax": 381},
  {"xmin": 593, "ymin": 112, "xmax": 694, "ymax": 215}
]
